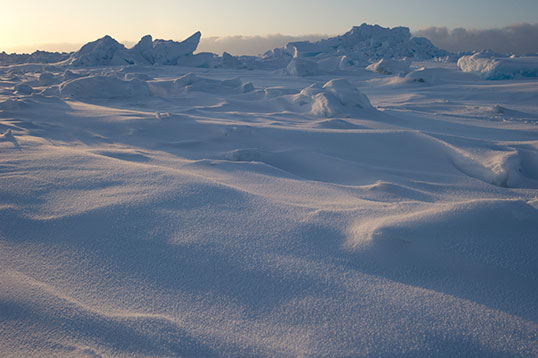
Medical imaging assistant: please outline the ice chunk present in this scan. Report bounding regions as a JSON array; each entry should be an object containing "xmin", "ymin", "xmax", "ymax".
[
  {"xmin": 69, "ymin": 35, "xmax": 136, "ymax": 66},
  {"xmin": 152, "ymin": 32, "xmax": 201, "ymax": 65},
  {"xmin": 458, "ymin": 53, "xmax": 538, "ymax": 80},
  {"xmin": 69, "ymin": 32, "xmax": 202, "ymax": 66},
  {"xmin": 132, "ymin": 34, "xmax": 155, "ymax": 64}
]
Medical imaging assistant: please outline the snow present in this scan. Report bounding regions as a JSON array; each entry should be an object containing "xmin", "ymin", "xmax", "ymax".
[
  {"xmin": 1, "ymin": 26, "xmax": 538, "ymax": 358},
  {"xmin": 458, "ymin": 52, "xmax": 538, "ymax": 79}
]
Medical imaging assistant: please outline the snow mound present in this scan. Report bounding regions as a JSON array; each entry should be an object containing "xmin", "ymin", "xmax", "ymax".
[
  {"xmin": 366, "ymin": 58, "xmax": 410, "ymax": 75},
  {"xmin": 286, "ymin": 79, "xmax": 373, "ymax": 117},
  {"xmin": 59, "ymin": 76, "xmax": 150, "ymax": 99},
  {"xmin": 458, "ymin": 53, "xmax": 538, "ymax": 80},
  {"xmin": 403, "ymin": 68, "xmax": 438, "ymax": 83},
  {"xmin": 176, "ymin": 52, "xmax": 217, "ymax": 68},
  {"xmin": 38, "ymin": 72, "xmax": 62, "ymax": 85},
  {"xmin": 14, "ymin": 83, "xmax": 33, "ymax": 95}
]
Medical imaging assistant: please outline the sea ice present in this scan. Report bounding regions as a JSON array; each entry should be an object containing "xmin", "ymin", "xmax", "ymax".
[{"xmin": 458, "ymin": 52, "xmax": 538, "ymax": 79}]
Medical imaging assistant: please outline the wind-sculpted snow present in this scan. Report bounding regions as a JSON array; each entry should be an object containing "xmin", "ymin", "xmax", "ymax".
[
  {"xmin": 274, "ymin": 79, "xmax": 373, "ymax": 117},
  {"xmin": 1, "ymin": 55, "xmax": 538, "ymax": 358}
]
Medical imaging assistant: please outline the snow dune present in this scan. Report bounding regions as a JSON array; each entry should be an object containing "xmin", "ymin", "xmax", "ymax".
[{"xmin": 1, "ymin": 27, "xmax": 538, "ymax": 358}]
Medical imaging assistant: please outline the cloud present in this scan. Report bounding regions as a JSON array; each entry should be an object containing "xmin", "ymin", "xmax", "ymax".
[
  {"xmin": 413, "ymin": 23, "xmax": 538, "ymax": 55},
  {"xmin": 197, "ymin": 34, "xmax": 328, "ymax": 56}
]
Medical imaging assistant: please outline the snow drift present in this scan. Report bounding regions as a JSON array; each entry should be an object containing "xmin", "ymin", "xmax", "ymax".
[{"xmin": 270, "ymin": 78, "xmax": 373, "ymax": 117}]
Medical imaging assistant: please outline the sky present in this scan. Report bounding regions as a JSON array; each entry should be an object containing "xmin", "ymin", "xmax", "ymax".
[{"xmin": 1, "ymin": 0, "xmax": 538, "ymax": 54}]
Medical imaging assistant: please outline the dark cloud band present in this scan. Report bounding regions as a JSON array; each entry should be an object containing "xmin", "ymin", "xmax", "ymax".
[{"xmin": 413, "ymin": 23, "xmax": 538, "ymax": 55}]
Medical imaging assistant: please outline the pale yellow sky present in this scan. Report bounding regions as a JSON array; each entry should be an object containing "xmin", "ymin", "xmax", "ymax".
[{"xmin": 2, "ymin": 0, "xmax": 537, "ymax": 53}]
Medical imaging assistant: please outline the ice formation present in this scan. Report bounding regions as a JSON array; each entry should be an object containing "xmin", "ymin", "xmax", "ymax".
[
  {"xmin": 458, "ymin": 52, "xmax": 538, "ymax": 79},
  {"xmin": 2, "ymin": 23, "xmax": 452, "ymax": 75},
  {"xmin": 68, "ymin": 32, "xmax": 202, "ymax": 66},
  {"xmin": 262, "ymin": 23, "xmax": 450, "ymax": 74},
  {"xmin": 0, "ymin": 50, "xmax": 70, "ymax": 65}
]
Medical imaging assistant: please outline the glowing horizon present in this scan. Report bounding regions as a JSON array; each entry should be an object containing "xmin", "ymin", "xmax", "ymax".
[{"xmin": 2, "ymin": 0, "xmax": 537, "ymax": 54}]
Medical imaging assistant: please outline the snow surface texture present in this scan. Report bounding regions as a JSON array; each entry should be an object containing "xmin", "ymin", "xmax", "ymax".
[
  {"xmin": 1, "ymin": 27, "xmax": 538, "ymax": 358},
  {"xmin": 458, "ymin": 52, "xmax": 538, "ymax": 80}
]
